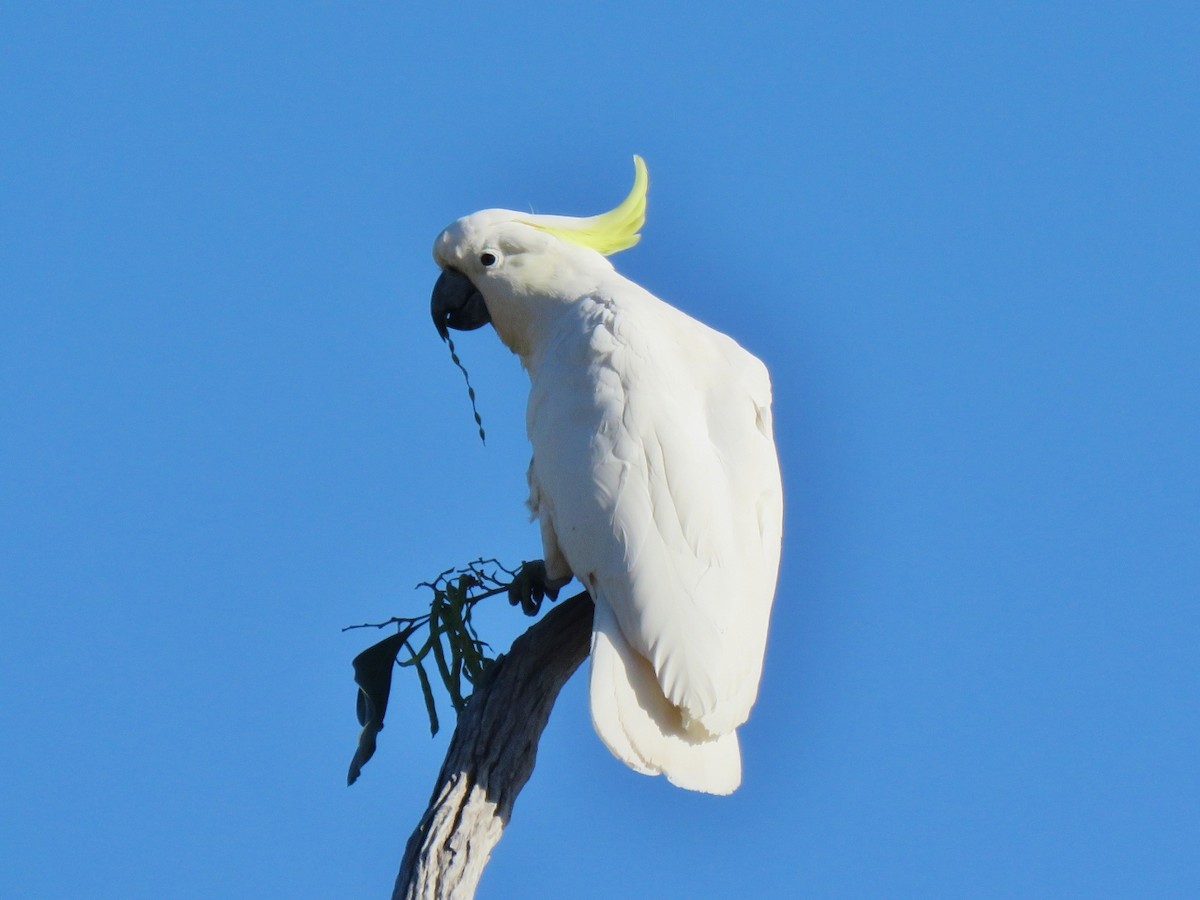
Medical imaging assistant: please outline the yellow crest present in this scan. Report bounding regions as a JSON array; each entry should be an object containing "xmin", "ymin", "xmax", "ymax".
[{"xmin": 521, "ymin": 156, "xmax": 648, "ymax": 256}]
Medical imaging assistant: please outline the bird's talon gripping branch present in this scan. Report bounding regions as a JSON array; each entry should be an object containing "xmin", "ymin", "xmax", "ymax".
[{"xmin": 507, "ymin": 560, "xmax": 566, "ymax": 616}]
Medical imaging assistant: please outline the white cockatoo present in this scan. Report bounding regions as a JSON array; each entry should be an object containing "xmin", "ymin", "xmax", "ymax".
[{"xmin": 430, "ymin": 157, "xmax": 782, "ymax": 794}]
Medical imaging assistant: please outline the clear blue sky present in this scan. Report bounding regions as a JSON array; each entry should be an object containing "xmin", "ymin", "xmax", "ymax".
[{"xmin": 3, "ymin": 3, "xmax": 1197, "ymax": 897}]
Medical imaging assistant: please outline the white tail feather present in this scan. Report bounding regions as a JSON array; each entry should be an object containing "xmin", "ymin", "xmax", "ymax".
[{"xmin": 589, "ymin": 601, "xmax": 741, "ymax": 795}]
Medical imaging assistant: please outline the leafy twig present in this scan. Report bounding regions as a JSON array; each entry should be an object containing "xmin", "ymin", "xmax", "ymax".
[{"xmin": 345, "ymin": 558, "xmax": 524, "ymax": 784}]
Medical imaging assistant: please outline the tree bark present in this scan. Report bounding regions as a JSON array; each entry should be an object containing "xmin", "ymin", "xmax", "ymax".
[{"xmin": 393, "ymin": 591, "xmax": 594, "ymax": 900}]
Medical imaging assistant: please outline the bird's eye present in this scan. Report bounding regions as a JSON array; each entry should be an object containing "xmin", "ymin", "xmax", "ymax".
[{"xmin": 480, "ymin": 252, "xmax": 497, "ymax": 267}]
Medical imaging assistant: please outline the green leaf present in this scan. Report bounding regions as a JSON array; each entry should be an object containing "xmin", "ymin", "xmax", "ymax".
[
  {"xmin": 440, "ymin": 595, "xmax": 470, "ymax": 693},
  {"xmin": 346, "ymin": 624, "xmax": 417, "ymax": 786},
  {"xmin": 428, "ymin": 599, "xmax": 464, "ymax": 713},
  {"xmin": 412, "ymin": 651, "xmax": 440, "ymax": 737}
]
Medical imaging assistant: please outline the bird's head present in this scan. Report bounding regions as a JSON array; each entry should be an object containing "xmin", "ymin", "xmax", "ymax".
[{"xmin": 431, "ymin": 156, "xmax": 648, "ymax": 358}]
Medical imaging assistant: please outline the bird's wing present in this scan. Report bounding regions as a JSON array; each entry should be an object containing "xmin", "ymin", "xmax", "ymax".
[{"xmin": 529, "ymin": 288, "xmax": 782, "ymax": 736}]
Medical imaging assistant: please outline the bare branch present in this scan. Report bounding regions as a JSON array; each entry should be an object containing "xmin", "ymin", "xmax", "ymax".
[{"xmin": 393, "ymin": 592, "xmax": 594, "ymax": 900}]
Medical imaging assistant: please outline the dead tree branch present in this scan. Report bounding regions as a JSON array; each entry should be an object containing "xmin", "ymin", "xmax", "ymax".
[{"xmin": 393, "ymin": 591, "xmax": 594, "ymax": 900}]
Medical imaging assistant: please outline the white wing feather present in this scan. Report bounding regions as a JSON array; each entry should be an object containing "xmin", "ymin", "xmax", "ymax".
[{"xmin": 527, "ymin": 276, "xmax": 782, "ymax": 791}]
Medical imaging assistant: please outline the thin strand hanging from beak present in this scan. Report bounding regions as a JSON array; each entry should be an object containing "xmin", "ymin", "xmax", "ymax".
[{"xmin": 444, "ymin": 335, "xmax": 486, "ymax": 444}]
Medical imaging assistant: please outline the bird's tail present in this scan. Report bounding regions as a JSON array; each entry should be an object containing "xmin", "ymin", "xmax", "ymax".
[{"xmin": 588, "ymin": 600, "xmax": 741, "ymax": 795}]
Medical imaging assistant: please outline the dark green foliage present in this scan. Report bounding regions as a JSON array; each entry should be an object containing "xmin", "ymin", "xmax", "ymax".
[
  {"xmin": 344, "ymin": 559, "xmax": 518, "ymax": 784},
  {"xmin": 347, "ymin": 627, "xmax": 417, "ymax": 785}
]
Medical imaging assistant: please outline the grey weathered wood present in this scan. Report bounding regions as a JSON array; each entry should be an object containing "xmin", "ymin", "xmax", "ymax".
[{"xmin": 393, "ymin": 592, "xmax": 594, "ymax": 900}]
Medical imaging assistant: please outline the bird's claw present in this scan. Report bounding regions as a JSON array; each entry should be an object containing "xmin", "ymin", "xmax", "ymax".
[{"xmin": 508, "ymin": 560, "xmax": 561, "ymax": 616}]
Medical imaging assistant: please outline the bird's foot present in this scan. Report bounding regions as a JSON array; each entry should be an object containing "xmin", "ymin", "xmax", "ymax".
[{"xmin": 508, "ymin": 560, "xmax": 570, "ymax": 616}]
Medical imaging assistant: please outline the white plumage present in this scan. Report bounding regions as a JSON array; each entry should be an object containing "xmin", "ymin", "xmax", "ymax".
[{"xmin": 430, "ymin": 159, "xmax": 782, "ymax": 793}]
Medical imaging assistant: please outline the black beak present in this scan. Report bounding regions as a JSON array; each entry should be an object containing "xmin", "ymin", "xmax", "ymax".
[{"xmin": 431, "ymin": 268, "xmax": 491, "ymax": 341}]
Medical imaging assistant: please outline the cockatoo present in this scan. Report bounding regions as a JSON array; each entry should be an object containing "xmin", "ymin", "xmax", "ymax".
[{"xmin": 430, "ymin": 157, "xmax": 782, "ymax": 794}]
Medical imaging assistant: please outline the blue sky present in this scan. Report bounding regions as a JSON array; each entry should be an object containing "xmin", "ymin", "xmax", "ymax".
[{"xmin": 2, "ymin": 2, "xmax": 1197, "ymax": 897}]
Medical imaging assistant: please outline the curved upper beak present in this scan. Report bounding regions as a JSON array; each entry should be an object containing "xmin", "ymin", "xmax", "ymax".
[{"xmin": 431, "ymin": 268, "xmax": 491, "ymax": 341}]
